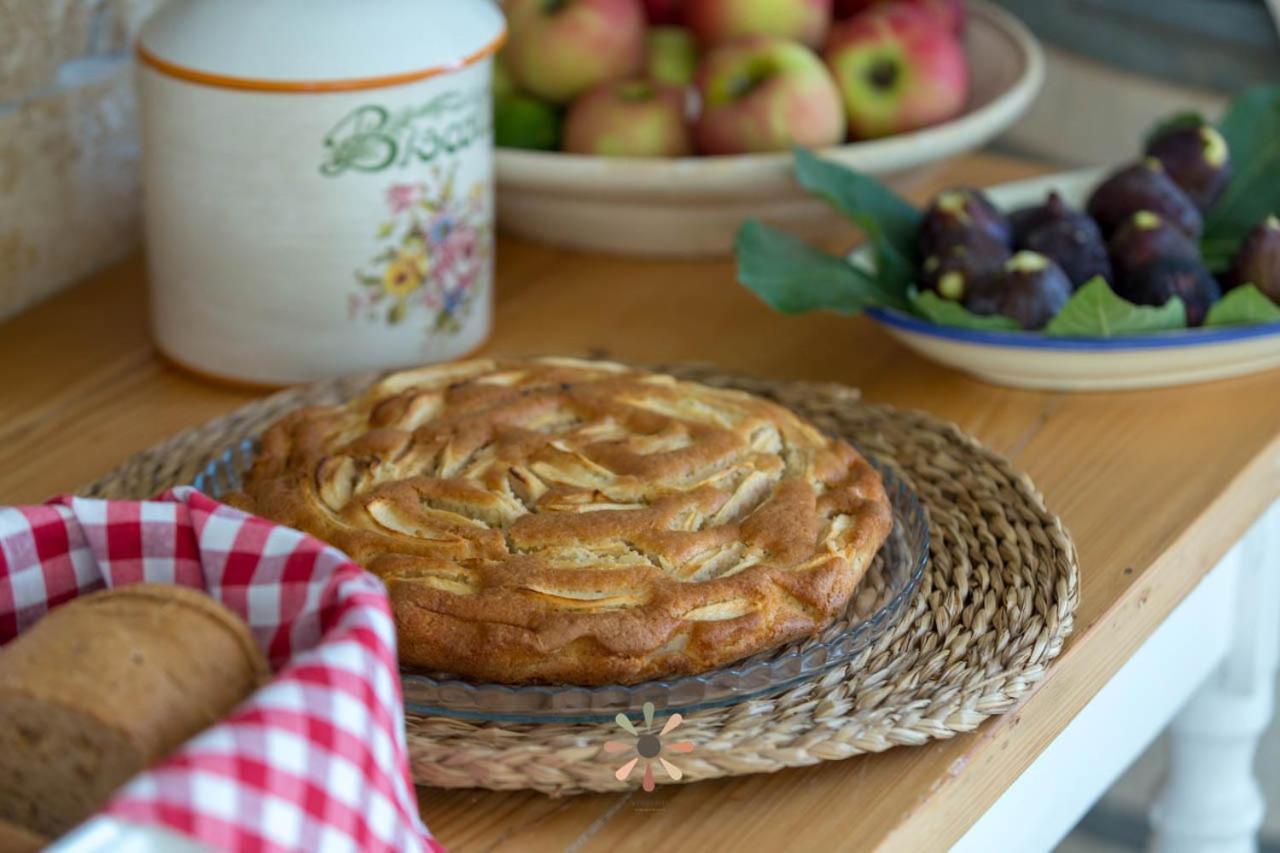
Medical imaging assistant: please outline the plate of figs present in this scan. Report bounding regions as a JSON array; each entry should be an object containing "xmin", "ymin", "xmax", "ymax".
[{"xmin": 734, "ymin": 87, "xmax": 1280, "ymax": 390}]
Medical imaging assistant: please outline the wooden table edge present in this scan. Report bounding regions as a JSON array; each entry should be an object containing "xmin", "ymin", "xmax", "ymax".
[{"xmin": 877, "ymin": 430, "xmax": 1280, "ymax": 850}]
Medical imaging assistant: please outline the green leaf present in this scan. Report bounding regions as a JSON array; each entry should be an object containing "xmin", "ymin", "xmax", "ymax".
[
  {"xmin": 734, "ymin": 220, "xmax": 907, "ymax": 314},
  {"xmin": 792, "ymin": 147, "xmax": 921, "ymax": 292},
  {"xmin": 1204, "ymin": 284, "xmax": 1280, "ymax": 326},
  {"xmin": 908, "ymin": 290, "xmax": 1020, "ymax": 331},
  {"xmin": 1143, "ymin": 110, "xmax": 1207, "ymax": 148},
  {"xmin": 1199, "ymin": 235, "xmax": 1241, "ymax": 274},
  {"xmin": 387, "ymin": 301, "xmax": 407, "ymax": 325},
  {"xmin": 1044, "ymin": 277, "xmax": 1187, "ymax": 336},
  {"xmin": 377, "ymin": 221, "xmax": 395, "ymax": 238},
  {"xmin": 1204, "ymin": 86, "xmax": 1280, "ymax": 250}
]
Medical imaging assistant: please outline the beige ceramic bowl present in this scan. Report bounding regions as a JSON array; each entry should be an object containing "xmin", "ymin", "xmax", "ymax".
[{"xmin": 494, "ymin": 0, "xmax": 1044, "ymax": 257}]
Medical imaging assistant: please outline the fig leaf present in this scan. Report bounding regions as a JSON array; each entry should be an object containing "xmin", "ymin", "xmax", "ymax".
[
  {"xmin": 1204, "ymin": 284, "xmax": 1280, "ymax": 326},
  {"xmin": 1203, "ymin": 86, "xmax": 1280, "ymax": 264},
  {"xmin": 792, "ymin": 147, "xmax": 920, "ymax": 291},
  {"xmin": 1044, "ymin": 277, "xmax": 1187, "ymax": 336},
  {"xmin": 908, "ymin": 290, "xmax": 1020, "ymax": 331},
  {"xmin": 734, "ymin": 220, "xmax": 907, "ymax": 314}
]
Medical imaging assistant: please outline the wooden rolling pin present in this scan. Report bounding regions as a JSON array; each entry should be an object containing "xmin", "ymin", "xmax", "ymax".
[{"xmin": 0, "ymin": 584, "xmax": 270, "ymax": 838}]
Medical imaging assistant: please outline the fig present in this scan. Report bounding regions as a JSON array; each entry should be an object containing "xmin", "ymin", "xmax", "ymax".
[
  {"xmin": 1108, "ymin": 210, "xmax": 1201, "ymax": 283},
  {"xmin": 1116, "ymin": 258, "xmax": 1221, "ymax": 326},
  {"xmin": 965, "ymin": 251, "xmax": 1072, "ymax": 330},
  {"xmin": 962, "ymin": 275, "xmax": 1002, "ymax": 317},
  {"xmin": 1022, "ymin": 218, "xmax": 1112, "ymax": 288},
  {"xmin": 1228, "ymin": 215, "xmax": 1280, "ymax": 301},
  {"xmin": 917, "ymin": 187, "xmax": 1012, "ymax": 259},
  {"xmin": 1145, "ymin": 122, "xmax": 1232, "ymax": 212},
  {"xmin": 1086, "ymin": 158, "xmax": 1203, "ymax": 240},
  {"xmin": 919, "ymin": 241, "xmax": 1009, "ymax": 301},
  {"xmin": 1009, "ymin": 191, "xmax": 1099, "ymax": 247}
]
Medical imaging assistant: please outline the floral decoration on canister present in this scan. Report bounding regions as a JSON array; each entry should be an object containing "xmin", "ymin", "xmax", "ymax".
[{"xmin": 350, "ymin": 164, "xmax": 490, "ymax": 335}]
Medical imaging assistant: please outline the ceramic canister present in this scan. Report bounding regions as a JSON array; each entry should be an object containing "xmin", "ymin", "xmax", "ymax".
[{"xmin": 137, "ymin": 0, "xmax": 506, "ymax": 385}]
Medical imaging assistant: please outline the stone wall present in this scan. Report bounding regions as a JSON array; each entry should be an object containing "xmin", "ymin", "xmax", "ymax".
[{"xmin": 0, "ymin": 0, "xmax": 166, "ymax": 321}]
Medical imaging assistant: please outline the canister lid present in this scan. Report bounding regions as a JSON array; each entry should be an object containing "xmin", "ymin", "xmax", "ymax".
[{"xmin": 138, "ymin": 0, "xmax": 506, "ymax": 92}]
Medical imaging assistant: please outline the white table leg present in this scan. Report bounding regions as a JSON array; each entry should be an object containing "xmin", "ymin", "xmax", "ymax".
[{"xmin": 1150, "ymin": 501, "xmax": 1280, "ymax": 853}]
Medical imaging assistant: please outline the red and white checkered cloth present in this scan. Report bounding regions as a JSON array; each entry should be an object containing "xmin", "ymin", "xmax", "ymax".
[{"xmin": 0, "ymin": 487, "xmax": 443, "ymax": 853}]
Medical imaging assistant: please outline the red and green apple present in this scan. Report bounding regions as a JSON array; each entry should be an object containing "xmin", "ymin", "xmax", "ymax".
[
  {"xmin": 642, "ymin": 0, "xmax": 685, "ymax": 24},
  {"xmin": 504, "ymin": 0, "xmax": 647, "ymax": 103},
  {"xmin": 685, "ymin": 0, "xmax": 833, "ymax": 49},
  {"xmin": 563, "ymin": 79, "xmax": 693, "ymax": 157},
  {"xmin": 695, "ymin": 36, "xmax": 846, "ymax": 154},
  {"xmin": 832, "ymin": 0, "xmax": 965, "ymax": 33},
  {"xmin": 824, "ymin": 4, "xmax": 968, "ymax": 139}
]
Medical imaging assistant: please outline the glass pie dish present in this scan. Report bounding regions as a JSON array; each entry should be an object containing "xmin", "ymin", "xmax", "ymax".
[{"xmin": 196, "ymin": 440, "xmax": 928, "ymax": 723}]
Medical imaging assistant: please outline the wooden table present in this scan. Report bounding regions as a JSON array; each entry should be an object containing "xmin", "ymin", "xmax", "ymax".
[{"xmin": 3, "ymin": 153, "xmax": 1279, "ymax": 852}]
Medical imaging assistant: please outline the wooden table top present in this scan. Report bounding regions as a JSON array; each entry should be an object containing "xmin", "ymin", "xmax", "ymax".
[{"xmin": 2, "ymin": 152, "xmax": 1278, "ymax": 852}]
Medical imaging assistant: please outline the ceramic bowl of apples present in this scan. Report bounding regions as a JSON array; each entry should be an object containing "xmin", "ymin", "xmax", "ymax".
[
  {"xmin": 494, "ymin": 0, "xmax": 1044, "ymax": 256},
  {"xmin": 735, "ymin": 88, "xmax": 1280, "ymax": 391}
]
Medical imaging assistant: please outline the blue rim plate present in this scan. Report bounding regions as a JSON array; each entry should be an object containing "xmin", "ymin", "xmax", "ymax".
[
  {"xmin": 866, "ymin": 307, "xmax": 1280, "ymax": 351},
  {"xmin": 852, "ymin": 167, "xmax": 1280, "ymax": 389}
]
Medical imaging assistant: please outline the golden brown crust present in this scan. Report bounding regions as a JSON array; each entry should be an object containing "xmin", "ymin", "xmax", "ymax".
[{"xmin": 230, "ymin": 358, "xmax": 892, "ymax": 684}]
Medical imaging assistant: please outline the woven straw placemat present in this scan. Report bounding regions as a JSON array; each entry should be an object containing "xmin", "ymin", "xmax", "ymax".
[{"xmin": 83, "ymin": 364, "xmax": 1079, "ymax": 795}]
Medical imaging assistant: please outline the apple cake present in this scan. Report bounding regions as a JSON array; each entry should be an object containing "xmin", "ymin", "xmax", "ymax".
[{"xmin": 230, "ymin": 358, "xmax": 892, "ymax": 684}]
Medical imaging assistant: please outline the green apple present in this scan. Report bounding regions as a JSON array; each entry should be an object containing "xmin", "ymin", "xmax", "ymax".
[{"xmin": 494, "ymin": 95, "xmax": 562, "ymax": 151}]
